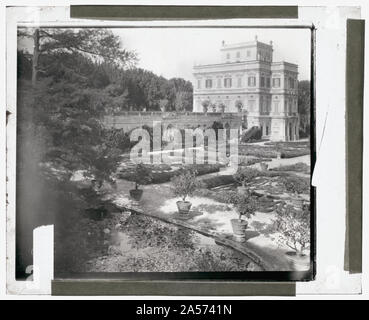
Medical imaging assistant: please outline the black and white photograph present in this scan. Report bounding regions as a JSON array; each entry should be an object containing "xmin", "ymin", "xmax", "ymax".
[{"xmin": 15, "ymin": 26, "xmax": 313, "ymax": 280}]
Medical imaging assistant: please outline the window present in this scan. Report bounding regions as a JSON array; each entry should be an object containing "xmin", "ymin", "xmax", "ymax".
[
  {"xmin": 226, "ymin": 53, "xmax": 230, "ymax": 60},
  {"xmin": 266, "ymin": 126, "xmax": 269, "ymax": 136},
  {"xmin": 274, "ymin": 101, "xmax": 279, "ymax": 113},
  {"xmin": 289, "ymin": 77, "xmax": 295, "ymax": 89},
  {"xmin": 272, "ymin": 78, "xmax": 281, "ymax": 88},
  {"xmin": 260, "ymin": 97, "xmax": 264, "ymax": 112},
  {"xmin": 217, "ymin": 78, "xmax": 221, "ymax": 88},
  {"xmin": 224, "ymin": 78, "xmax": 232, "ymax": 88},
  {"xmin": 236, "ymin": 51, "xmax": 240, "ymax": 59},
  {"xmin": 260, "ymin": 76, "xmax": 265, "ymax": 87},
  {"xmin": 197, "ymin": 79, "xmax": 201, "ymax": 89},
  {"xmin": 248, "ymin": 76, "xmax": 256, "ymax": 87},
  {"xmin": 266, "ymin": 77, "xmax": 271, "ymax": 88},
  {"xmin": 205, "ymin": 79, "xmax": 212, "ymax": 88},
  {"xmin": 288, "ymin": 100, "xmax": 292, "ymax": 114},
  {"xmin": 247, "ymin": 50, "xmax": 251, "ymax": 57},
  {"xmin": 237, "ymin": 77, "xmax": 242, "ymax": 87}
]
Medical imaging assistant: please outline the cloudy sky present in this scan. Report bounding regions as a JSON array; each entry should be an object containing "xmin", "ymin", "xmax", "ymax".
[{"xmin": 114, "ymin": 27, "xmax": 311, "ymax": 82}]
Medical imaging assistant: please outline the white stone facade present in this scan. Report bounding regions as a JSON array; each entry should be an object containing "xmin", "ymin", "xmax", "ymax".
[{"xmin": 192, "ymin": 37, "xmax": 300, "ymax": 141}]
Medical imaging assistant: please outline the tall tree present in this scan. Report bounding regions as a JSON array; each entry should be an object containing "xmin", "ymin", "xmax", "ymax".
[
  {"xmin": 298, "ymin": 80, "xmax": 311, "ymax": 137},
  {"xmin": 17, "ymin": 28, "xmax": 138, "ymax": 185},
  {"xmin": 18, "ymin": 28, "xmax": 137, "ymax": 85}
]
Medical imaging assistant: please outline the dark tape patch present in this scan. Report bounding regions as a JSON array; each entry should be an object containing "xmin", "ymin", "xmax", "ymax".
[
  {"xmin": 52, "ymin": 280, "xmax": 296, "ymax": 296},
  {"xmin": 345, "ymin": 19, "xmax": 364, "ymax": 274},
  {"xmin": 70, "ymin": 5, "xmax": 298, "ymax": 20}
]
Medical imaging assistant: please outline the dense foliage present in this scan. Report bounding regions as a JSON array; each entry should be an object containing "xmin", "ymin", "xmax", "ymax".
[
  {"xmin": 298, "ymin": 80, "xmax": 311, "ymax": 138},
  {"xmin": 281, "ymin": 176, "xmax": 310, "ymax": 194},
  {"xmin": 234, "ymin": 167, "xmax": 260, "ymax": 186},
  {"xmin": 171, "ymin": 170, "xmax": 204, "ymax": 201},
  {"xmin": 274, "ymin": 203, "xmax": 310, "ymax": 255},
  {"xmin": 132, "ymin": 164, "xmax": 153, "ymax": 189}
]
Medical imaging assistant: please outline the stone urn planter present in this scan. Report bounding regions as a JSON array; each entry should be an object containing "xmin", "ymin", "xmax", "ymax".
[
  {"xmin": 176, "ymin": 200, "xmax": 192, "ymax": 215},
  {"xmin": 285, "ymin": 251, "xmax": 310, "ymax": 271},
  {"xmin": 230, "ymin": 219, "xmax": 248, "ymax": 242}
]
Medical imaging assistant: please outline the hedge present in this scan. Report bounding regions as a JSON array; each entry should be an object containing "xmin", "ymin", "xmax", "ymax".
[{"xmin": 117, "ymin": 163, "xmax": 223, "ymax": 184}]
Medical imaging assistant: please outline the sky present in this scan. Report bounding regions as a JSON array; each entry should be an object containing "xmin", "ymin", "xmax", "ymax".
[
  {"xmin": 18, "ymin": 27, "xmax": 311, "ymax": 82},
  {"xmin": 114, "ymin": 27, "xmax": 312, "ymax": 82}
]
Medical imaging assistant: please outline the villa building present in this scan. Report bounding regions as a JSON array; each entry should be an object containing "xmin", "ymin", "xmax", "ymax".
[{"xmin": 192, "ymin": 36, "xmax": 300, "ymax": 141}]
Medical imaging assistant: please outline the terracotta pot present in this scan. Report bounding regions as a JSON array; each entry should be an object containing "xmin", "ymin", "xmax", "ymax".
[
  {"xmin": 176, "ymin": 201, "xmax": 192, "ymax": 214},
  {"xmin": 285, "ymin": 251, "xmax": 310, "ymax": 271},
  {"xmin": 129, "ymin": 189, "xmax": 143, "ymax": 201},
  {"xmin": 231, "ymin": 219, "xmax": 248, "ymax": 242}
]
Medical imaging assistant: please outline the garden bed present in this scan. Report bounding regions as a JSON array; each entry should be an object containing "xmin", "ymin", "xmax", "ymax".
[
  {"xmin": 238, "ymin": 156, "xmax": 273, "ymax": 166},
  {"xmin": 84, "ymin": 212, "xmax": 260, "ymax": 272},
  {"xmin": 271, "ymin": 162, "xmax": 310, "ymax": 174},
  {"xmin": 238, "ymin": 144, "xmax": 310, "ymax": 159},
  {"xmin": 117, "ymin": 163, "xmax": 223, "ymax": 184},
  {"xmin": 264, "ymin": 141, "xmax": 310, "ymax": 148}
]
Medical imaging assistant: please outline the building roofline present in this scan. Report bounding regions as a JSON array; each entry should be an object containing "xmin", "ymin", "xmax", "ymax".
[
  {"xmin": 272, "ymin": 61, "xmax": 298, "ymax": 68},
  {"xmin": 193, "ymin": 60, "xmax": 298, "ymax": 71},
  {"xmin": 220, "ymin": 40, "xmax": 272, "ymax": 50},
  {"xmin": 194, "ymin": 60, "xmax": 272, "ymax": 69}
]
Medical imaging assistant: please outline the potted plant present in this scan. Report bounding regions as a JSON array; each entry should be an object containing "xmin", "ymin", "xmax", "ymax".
[
  {"xmin": 234, "ymin": 167, "xmax": 260, "ymax": 195},
  {"xmin": 210, "ymin": 103, "xmax": 217, "ymax": 113},
  {"xmin": 281, "ymin": 176, "xmax": 309, "ymax": 209},
  {"xmin": 229, "ymin": 191, "xmax": 258, "ymax": 242},
  {"xmin": 201, "ymin": 100, "xmax": 210, "ymax": 114},
  {"xmin": 219, "ymin": 103, "xmax": 226, "ymax": 113},
  {"xmin": 235, "ymin": 100, "xmax": 243, "ymax": 113},
  {"xmin": 171, "ymin": 169, "xmax": 204, "ymax": 214},
  {"xmin": 274, "ymin": 203, "xmax": 310, "ymax": 271},
  {"xmin": 129, "ymin": 163, "xmax": 153, "ymax": 201}
]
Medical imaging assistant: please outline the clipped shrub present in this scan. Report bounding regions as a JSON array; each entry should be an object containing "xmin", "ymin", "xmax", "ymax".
[
  {"xmin": 201, "ymin": 175, "xmax": 236, "ymax": 189},
  {"xmin": 273, "ymin": 162, "xmax": 310, "ymax": 173},
  {"xmin": 234, "ymin": 167, "xmax": 262, "ymax": 187}
]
